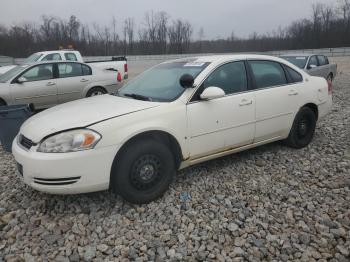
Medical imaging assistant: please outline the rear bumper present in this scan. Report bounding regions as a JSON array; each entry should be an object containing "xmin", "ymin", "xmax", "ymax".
[
  {"xmin": 12, "ymin": 137, "xmax": 120, "ymax": 194},
  {"xmin": 318, "ymin": 95, "xmax": 332, "ymax": 120}
]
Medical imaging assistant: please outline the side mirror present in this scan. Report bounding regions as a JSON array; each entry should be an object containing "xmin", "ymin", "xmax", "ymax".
[
  {"xmin": 16, "ymin": 77, "xmax": 27, "ymax": 83},
  {"xmin": 179, "ymin": 74, "xmax": 194, "ymax": 88},
  {"xmin": 200, "ymin": 86, "xmax": 225, "ymax": 100}
]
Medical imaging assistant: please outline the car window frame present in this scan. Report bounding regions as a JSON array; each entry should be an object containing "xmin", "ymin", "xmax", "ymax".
[
  {"xmin": 11, "ymin": 63, "xmax": 56, "ymax": 84},
  {"xmin": 189, "ymin": 60, "xmax": 251, "ymax": 103},
  {"xmin": 282, "ymin": 64, "xmax": 304, "ymax": 84},
  {"xmin": 82, "ymin": 64, "xmax": 92, "ymax": 75},
  {"xmin": 247, "ymin": 60, "xmax": 290, "ymax": 90},
  {"xmin": 57, "ymin": 62, "xmax": 84, "ymax": 78}
]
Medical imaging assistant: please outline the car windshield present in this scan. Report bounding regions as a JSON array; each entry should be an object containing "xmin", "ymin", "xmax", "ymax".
[
  {"xmin": 118, "ymin": 61, "xmax": 209, "ymax": 102},
  {"xmin": 280, "ymin": 56, "xmax": 308, "ymax": 69},
  {"xmin": 24, "ymin": 53, "xmax": 43, "ymax": 63},
  {"xmin": 0, "ymin": 65, "xmax": 28, "ymax": 83}
]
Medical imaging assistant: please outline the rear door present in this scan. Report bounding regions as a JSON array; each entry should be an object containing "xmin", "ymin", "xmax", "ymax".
[
  {"xmin": 56, "ymin": 62, "xmax": 93, "ymax": 104},
  {"xmin": 10, "ymin": 63, "xmax": 58, "ymax": 109},
  {"xmin": 248, "ymin": 60, "xmax": 302, "ymax": 142}
]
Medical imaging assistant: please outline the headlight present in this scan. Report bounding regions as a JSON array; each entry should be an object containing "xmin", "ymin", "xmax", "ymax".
[{"xmin": 37, "ymin": 129, "xmax": 101, "ymax": 153}]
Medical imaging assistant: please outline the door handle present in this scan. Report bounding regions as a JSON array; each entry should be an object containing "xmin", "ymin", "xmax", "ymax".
[
  {"xmin": 46, "ymin": 82, "xmax": 56, "ymax": 86},
  {"xmin": 239, "ymin": 99, "xmax": 253, "ymax": 106},
  {"xmin": 80, "ymin": 79, "xmax": 89, "ymax": 82},
  {"xmin": 288, "ymin": 90, "xmax": 298, "ymax": 96}
]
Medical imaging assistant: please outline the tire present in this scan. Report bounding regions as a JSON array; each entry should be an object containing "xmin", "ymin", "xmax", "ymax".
[
  {"xmin": 0, "ymin": 99, "xmax": 6, "ymax": 106},
  {"xmin": 86, "ymin": 87, "xmax": 107, "ymax": 97},
  {"xmin": 111, "ymin": 139, "xmax": 175, "ymax": 204},
  {"xmin": 285, "ymin": 107, "xmax": 317, "ymax": 149}
]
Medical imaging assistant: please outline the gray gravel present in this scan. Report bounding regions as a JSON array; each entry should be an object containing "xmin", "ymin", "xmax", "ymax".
[{"xmin": 1, "ymin": 58, "xmax": 350, "ymax": 261}]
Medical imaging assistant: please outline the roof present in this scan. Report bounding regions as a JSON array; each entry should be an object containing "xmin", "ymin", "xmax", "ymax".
[
  {"xmin": 167, "ymin": 54, "xmax": 290, "ymax": 63},
  {"xmin": 280, "ymin": 53, "xmax": 313, "ymax": 57}
]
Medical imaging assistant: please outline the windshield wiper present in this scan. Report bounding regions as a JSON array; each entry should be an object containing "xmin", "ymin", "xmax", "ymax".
[{"xmin": 123, "ymin": 93, "xmax": 151, "ymax": 101}]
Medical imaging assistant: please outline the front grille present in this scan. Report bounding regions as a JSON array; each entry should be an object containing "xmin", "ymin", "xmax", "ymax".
[
  {"xmin": 19, "ymin": 135, "xmax": 34, "ymax": 150},
  {"xmin": 33, "ymin": 176, "xmax": 81, "ymax": 186}
]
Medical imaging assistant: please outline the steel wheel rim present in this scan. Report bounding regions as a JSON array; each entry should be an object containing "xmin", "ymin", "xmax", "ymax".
[
  {"xmin": 297, "ymin": 116, "xmax": 311, "ymax": 138},
  {"xmin": 130, "ymin": 154, "xmax": 162, "ymax": 191}
]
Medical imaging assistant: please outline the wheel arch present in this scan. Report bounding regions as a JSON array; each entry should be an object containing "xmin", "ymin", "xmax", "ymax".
[
  {"xmin": 302, "ymin": 103, "xmax": 319, "ymax": 120},
  {"xmin": 85, "ymin": 86, "xmax": 107, "ymax": 97},
  {"xmin": 111, "ymin": 130, "xmax": 184, "ymax": 176}
]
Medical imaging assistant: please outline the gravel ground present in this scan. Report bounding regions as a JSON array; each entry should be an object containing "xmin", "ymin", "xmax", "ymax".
[{"xmin": 0, "ymin": 57, "xmax": 350, "ymax": 261}]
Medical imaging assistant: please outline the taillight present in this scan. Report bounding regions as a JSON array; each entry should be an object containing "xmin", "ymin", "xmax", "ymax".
[
  {"xmin": 124, "ymin": 63, "xmax": 128, "ymax": 73},
  {"xmin": 327, "ymin": 80, "xmax": 333, "ymax": 95},
  {"xmin": 117, "ymin": 71, "xmax": 122, "ymax": 82}
]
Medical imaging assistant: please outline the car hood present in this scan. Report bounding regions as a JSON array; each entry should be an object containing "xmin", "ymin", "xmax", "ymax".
[{"xmin": 20, "ymin": 95, "xmax": 161, "ymax": 142}]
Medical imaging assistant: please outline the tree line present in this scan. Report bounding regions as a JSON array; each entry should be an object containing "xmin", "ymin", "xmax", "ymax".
[{"xmin": 0, "ymin": 0, "xmax": 350, "ymax": 58}]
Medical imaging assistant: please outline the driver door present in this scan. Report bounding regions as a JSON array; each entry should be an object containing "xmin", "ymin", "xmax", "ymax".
[
  {"xmin": 10, "ymin": 63, "xmax": 58, "ymax": 109},
  {"xmin": 186, "ymin": 61, "xmax": 255, "ymax": 159}
]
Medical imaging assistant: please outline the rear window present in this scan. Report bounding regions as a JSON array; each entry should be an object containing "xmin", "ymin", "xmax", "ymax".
[
  {"xmin": 58, "ymin": 63, "xmax": 83, "ymax": 78},
  {"xmin": 42, "ymin": 53, "xmax": 62, "ymax": 61},
  {"xmin": 65, "ymin": 53, "xmax": 78, "ymax": 61},
  {"xmin": 317, "ymin": 56, "xmax": 327, "ymax": 66}
]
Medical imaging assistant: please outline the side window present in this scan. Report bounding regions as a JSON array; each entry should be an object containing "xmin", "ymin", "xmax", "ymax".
[
  {"xmin": 324, "ymin": 56, "xmax": 329, "ymax": 64},
  {"xmin": 317, "ymin": 55, "xmax": 327, "ymax": 66},
  {"xmin": 58, "ymin": 63, "xmax": 83, "ymax": 78},
  {"xmin": 20, "ymin": 64, "xmax": 53, "ymax": 82},
  {"xmin": 82, "ymin": 64, "xmax": 92, "ymax": 75},
  {"xmin": 65, "ymin": 53, "xmax": 78, "ymax": 61},
  {"xmin": 308, "ymin": 56, "xmax": 318, "ymax": 67},
  {"xmin": 42, "ymin": 53, "xmax": 62, "ymax": 61},
  {"xmin": 249, "ymin": 60, "xmax": 287, "ymax": 89},
  {"xmin": 202, "ymin": 61, "xmax": 247, "ymax": 95},
  {"xmin": 284, "ymin": 66, "xmax": 303, "ymax": 83}
]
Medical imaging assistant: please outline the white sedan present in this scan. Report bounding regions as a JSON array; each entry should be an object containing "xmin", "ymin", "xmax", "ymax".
[
  {"xmin": 12, "ymin": 54, "xmax": 332, "ymax": 203},
  {"xmin": 0, "ymin": 61, "xmax": 121, "ymax": 109}
]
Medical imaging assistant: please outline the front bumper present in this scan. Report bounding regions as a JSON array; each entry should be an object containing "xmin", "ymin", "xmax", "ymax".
[{"xmin": 12, "ymin": 137, "xmax": 120, "ymax": 194}]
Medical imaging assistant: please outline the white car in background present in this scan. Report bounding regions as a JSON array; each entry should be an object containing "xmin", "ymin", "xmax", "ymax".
[
  {"xmin": 0, "ymin": 49, "xmax": 128, "ymax": 80},
  {"xmin": 0, "ymin": 61, "xmax": 121, "ymax": 109},
  {"xmin": 12, "ymin": 54, "xmax": 332, "ymax": 204}
]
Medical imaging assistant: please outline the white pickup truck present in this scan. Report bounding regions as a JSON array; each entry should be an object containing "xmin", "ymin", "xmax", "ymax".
[{"xmin": 0, "ymin": 50, "xmax": 128, "ymax": 80}]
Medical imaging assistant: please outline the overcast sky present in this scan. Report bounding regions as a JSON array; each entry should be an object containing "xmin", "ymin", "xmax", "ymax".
[{"xmin": 0, "ymin": 0, "xmax": 337, "ymax": 39}]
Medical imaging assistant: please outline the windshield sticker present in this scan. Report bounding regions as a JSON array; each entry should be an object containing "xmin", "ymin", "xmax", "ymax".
[
  {"xmin": 183, "ymin": 62, "xmax": 205, "ymax": 67},
  {"xmin": 296, "ymin": 57, "xmax": 306, "ymax": 60}
]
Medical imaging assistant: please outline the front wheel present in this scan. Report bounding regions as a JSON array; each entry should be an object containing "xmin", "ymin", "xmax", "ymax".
[
  {"xmin": 111, "ymin": 139, "xmax": 175, "ymax": 204},
  {"xmin": 285, "ymin": 107, "xmax": 317, "ymax": 149}
]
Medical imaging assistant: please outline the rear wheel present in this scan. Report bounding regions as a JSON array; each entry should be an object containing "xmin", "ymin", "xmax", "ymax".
[
  {"xmin": 0, "ymin": 99, "xmax": 6, "ymax": 106},
  {"xmin": 111, "ymin": 139, "xmax": 175, "ymax": 204},
  {"xmin": 86, "ymin": 87, "xmax": 107, "ymax": 97},
  {"xmin": 285, "ymin": 107, "xmax": 317, "ymax": 149}
]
